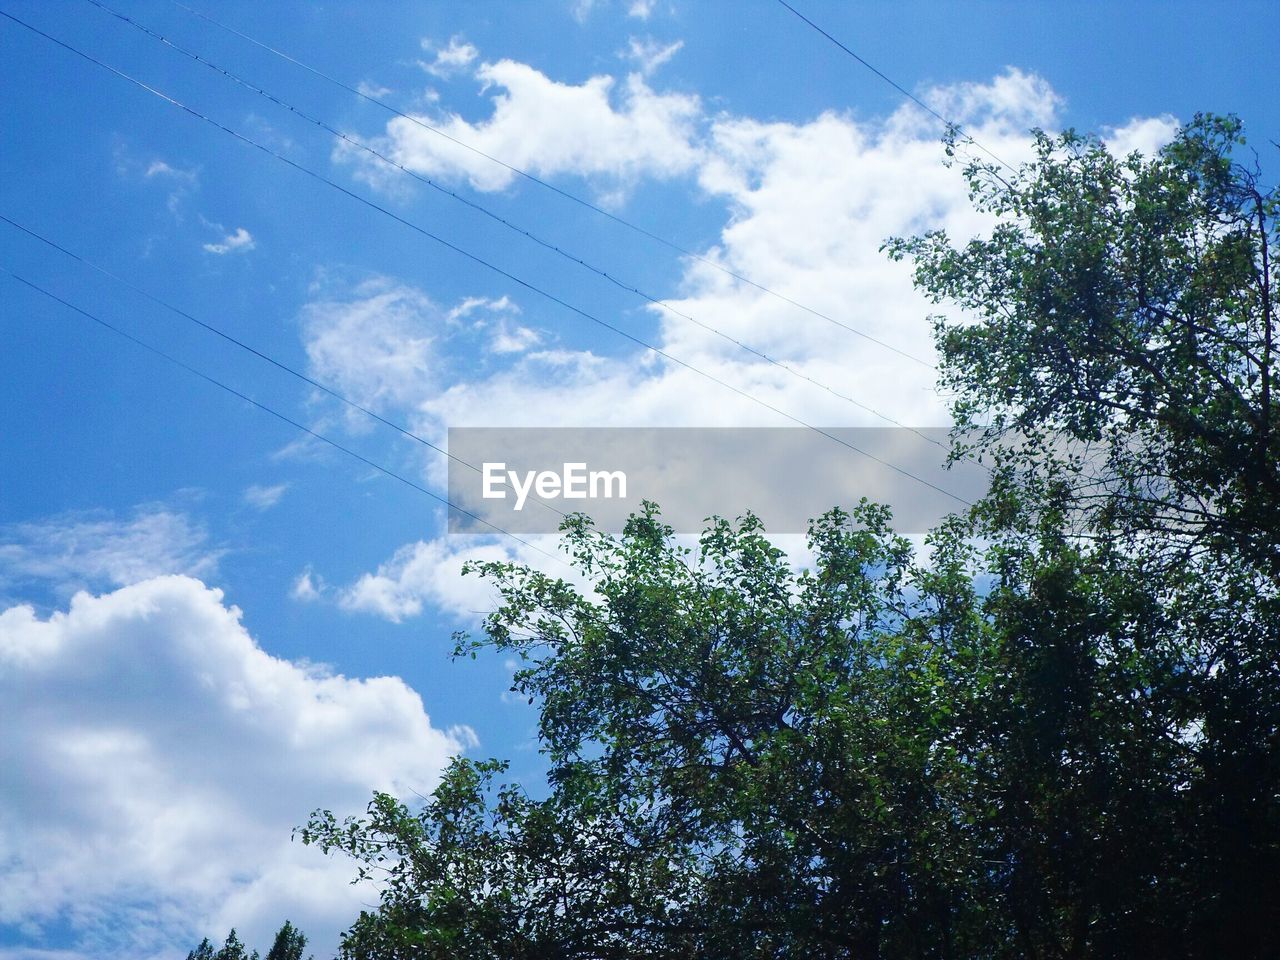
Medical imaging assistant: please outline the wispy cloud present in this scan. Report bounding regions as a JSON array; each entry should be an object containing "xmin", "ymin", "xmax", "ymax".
[
  {"xmin": 242, "ymin": 483, "xmax": 288, "ymax": 510},
  {"xmin": 0, "ymin": 505, "xmax": 220, "ymax": 594},
  {"xmin": 623, "ymin": 36, "xmax": 683, "ymax": 75},
  {"xmin": 419, "ymin": 35, "xmax": 477, "ymax": 78}
]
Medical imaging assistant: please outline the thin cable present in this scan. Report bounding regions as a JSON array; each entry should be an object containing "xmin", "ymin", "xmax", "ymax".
[
  {"xmin": 85, "ymin": 0, "xmax": 938, "ymax": 442},
  {"xmin": 774, "ymin": 0, "xmax": 1016, "ymax": 174},
  {"xmin": 0, "ymin": 212, "xmax": 475, "ymax": 471},
  {"xmin": 0, "ymin": 9, "xmax": 968, "ymax": 505},
  {"xmin": 0, "ymin": 212, "xmax": 574, "ymax": 525},
  {"xmin": 164, "ymin": 0, "xmax": 933, "ymax": 368},
  {"xmin": 0, "ymin": 266, "xmax": 569, "ymax": 565}
]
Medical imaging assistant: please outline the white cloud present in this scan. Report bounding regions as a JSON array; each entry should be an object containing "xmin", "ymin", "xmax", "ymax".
[
  {"xmin": 419, "ymin": 35, "xmax": 478, "ymax": 78},
  {"xmin": 300, "ymin": 277, "xmax": 441, "ymax": 413},
  {"xmin": 316, "ymin": 66, "xmax": 1174, "ymax": 622},
  {"xmin": 242, "ymin": 484, "xmax": 288, "ymax": 510},
  {"xmin": 122, "ymin": 153, "xmax": 197, "ymax": 215},
  {"xmin": 922, "ymin": 67, "xmax": 1063, "ymax": 132},
  {"xmin": 337, "ymin": 538, "xmax": 523, "ymax": 622},
  {"xmin": 347, "ymin": 59, "xmax": 703, "ymax": 193},
  {"xmin": 356, "ymin": 80, "xmax": 393, "ymax": 100},
  {"xmin": 0, "ymin": 576, "xmax": 463, "ymax": 958},
  {"xmin": 1104, "ymin": 114, "xmax": 1180, "ymax": 157},
  {"xmin": 202, "ymin": 227, "xmax": 255, "ymax": 255},
  {"xmin": 487, "ymin": 320, "xmax": 541, "ymax": 354},
  {"xmin": 144, "ymin": 159, "xmax": 197, "ymax": 183},
  {"xmin": 0, "ymin": 506, "xmax": 219, "ymax": 595},
  {"xmin": 628, "ymin": 0, "xmax": 656, "ymax": 18},
  {"xmin": 290, "ymin": 567, "xmax": 324, "ymax": 602},
  {"xmin": 623, "ymin": 36, "xmax": 682, "ymax": 75}
]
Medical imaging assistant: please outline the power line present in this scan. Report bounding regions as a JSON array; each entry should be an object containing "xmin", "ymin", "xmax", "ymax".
[
  {"xmin": 0, "ymin": 211, "xmax": 574, "ymax": 526},
  {"xmin": 0, "ymin": 266, "xmax": 570, "ymax": 566},
  {"xmin": 774, "ymin": 0, "xmax": 1017, "ymax": 175},
  {"xmin": 0, "ymin": 9, "xmax": 969, "ymax": 506},
  {"xmin": 0, "ymin": 213, "xmax": 466, "ymax": 470},
  {"xmin": 164, "ymin": 0, "xmax": 934, "ymax": 368},
  {"xmin": 84, "ymin": 0, "xmax": 939, "ymax": 443}
]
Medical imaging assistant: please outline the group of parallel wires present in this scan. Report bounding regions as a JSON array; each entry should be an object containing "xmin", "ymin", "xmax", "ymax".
[{"xmin": 0, "ymin": 0, "xmax": 1013, "ymax": 563}]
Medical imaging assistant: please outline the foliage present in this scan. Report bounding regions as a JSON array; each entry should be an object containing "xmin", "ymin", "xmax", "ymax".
[
  {"xmin": 185, "ymin": 922, "xmax": 309, "ymax": 960},
  {"xmin": 302, "ymin": 117, "xmax": 1280, "ymax": 958},
  {"xmin": 886, "ymin": 114, "xmax": 1280, "ymax": 574}
]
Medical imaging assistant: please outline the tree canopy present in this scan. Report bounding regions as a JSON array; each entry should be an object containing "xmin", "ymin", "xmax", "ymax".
[{"xmin": 302, "ymin": 116, "xmax": 1280, "ymax": 959}]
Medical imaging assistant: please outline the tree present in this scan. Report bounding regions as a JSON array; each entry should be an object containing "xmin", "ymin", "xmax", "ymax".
[
  {"xmin": 265, "ymin": 921, "xmax": 309, "ymax": 960},
  {"xmin": 184, "ymin": 923, "xmax": 309, "ymax": 960},
  {"xmin": 886, "ymin": 114, "xmax": 1280, "ymax": 954},
  {"xmin": 302, "ymin": 117, "xmax": 1280, "ymax": 958},
  {"xmin": 886, "ymin": 114, "xmax": 1280, "ymax": 575}
]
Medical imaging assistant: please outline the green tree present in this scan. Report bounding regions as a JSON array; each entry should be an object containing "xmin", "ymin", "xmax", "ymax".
[
  {"xmin": 184, "ymin": 923, "xmax": 308, "ymax": 960},
  {"xmin": 887, "ymin": 113, "xmax": 1280, "ymax": 954},
  {"xmin": 302, "ymin": 117, "xmax": 1280, "ymax": 958},
  {"xmin": 214, "ymin": 929, "xmax": 256, "ymax": 960},
  {"xmin": 265, "ymin": 920, "xmax": 309, "ymax": 960},
  {"xmin": 886, "ymin": 114, "xmax": 1280, "ymax": 575}
]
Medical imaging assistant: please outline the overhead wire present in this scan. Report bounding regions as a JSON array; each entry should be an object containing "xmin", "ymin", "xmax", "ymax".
[
  {"xmin": 0, "ymin": 8, "xmax": 972, "ymax": 506},
  {"xmin": 0, "ymin": 266, "xmax": 570, "ymax": 566},
  {"xmin": 84, "ymin": 0, "xmax": 940, "ymax": 444},
  {"xmin": 0, "ymin": 210, "xmax": 572, "ymax": 526},
  {"xmin": 773, "ymin": 0, "xmax": 1017, "ymax": 175},
  {"xmin": 163, "ymin": 0, "xmax": 934, "ymax": 368}
]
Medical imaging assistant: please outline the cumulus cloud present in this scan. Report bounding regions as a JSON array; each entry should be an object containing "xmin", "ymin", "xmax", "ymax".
[
  {"xmin": 0, "ymin": 506, "xmax": 219, "ymax": 596},
  {"xmin": 202, "ymin": 226, "xmax": 255, "ymax": 255},
  {"xmin": 314, "ymin": 64, "xmax": 1174, "ymax": 621},
  {"xmin": 344, "ymin": 58, "xmax": 703, "ymax": 193},
  {"xmin": 337, "ymin": 536, "xmax": 571, "ymax": 622},
  {"xmin": 921, "ymin": 67, "xmax": 1063, "ymax": 133},
  {"xmin": 0, "ymin": 576, "xmax": 464, "ymax": 959},
  {"xmin": 1104, "ymin": 114, "xmax": 1180, "ymax": 157}
]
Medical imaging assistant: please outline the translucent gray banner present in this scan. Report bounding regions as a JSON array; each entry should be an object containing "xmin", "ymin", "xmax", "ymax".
[{"xmin": 447, "ymin": 428, "xmax": 990, "ymax": 534}]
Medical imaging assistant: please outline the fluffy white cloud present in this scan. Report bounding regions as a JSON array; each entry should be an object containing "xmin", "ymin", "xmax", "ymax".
[
  {"xmin": 202, "ymin": 226, "xmax": 255, "ymax": 255},
  {"xmin": 1104, "ymin": 114, "xmax": 1180, "ymax": 157},
  {"xmin": 0, "ymin": 576, "xmax": 463, "ymax": 959},
  {"xmin": 921, "ymin": 67, "xmax": 1063, "ymax": 132},
  {"xmin": 347, "ymin": 58, "xmax": 703, "ymax": 193},
  {"xmin": 313, "ymin": 63, "xmax": 1176, "ymax": 622},
  {"xmin": 338, "ymin": 538, "xmax": 513, "ymax": 621}
]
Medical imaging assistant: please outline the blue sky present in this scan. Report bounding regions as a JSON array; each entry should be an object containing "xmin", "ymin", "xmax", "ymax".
[{"xmin": 2, "ymin": 1, "xmax": 1277, "ymax": 957}]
